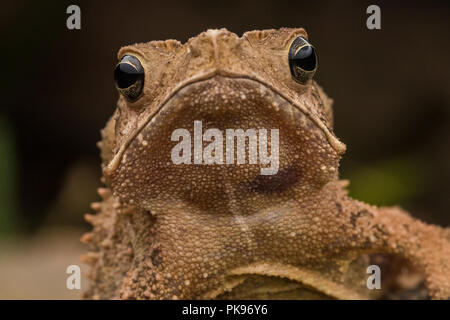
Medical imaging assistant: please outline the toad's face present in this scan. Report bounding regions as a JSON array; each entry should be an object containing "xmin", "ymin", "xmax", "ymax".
[{"xmin": 103, "ymin": 28, "xmax": 345, "ymax": 216}]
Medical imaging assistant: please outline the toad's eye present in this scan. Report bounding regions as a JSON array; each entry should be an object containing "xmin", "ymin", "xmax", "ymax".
[
  {"xmin": 288, "ymin": 36, "xmax": 317, "ymax": 84},
  {"xmin": 114, "ymin": 55, "xmax": 144, "ymax": 101}
]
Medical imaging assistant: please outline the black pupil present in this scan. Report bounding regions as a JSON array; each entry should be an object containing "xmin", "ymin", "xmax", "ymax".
[
  {"xmin": 114, "ymin": 56, "xmax": 144, "ymax": 89},
  {"xmin": 292, "ymin": 45, "xmax": 316, "ymax": 72}
]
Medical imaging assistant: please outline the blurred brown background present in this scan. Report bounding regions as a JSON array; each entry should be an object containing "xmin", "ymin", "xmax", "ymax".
[{"xmin": 0, "ymin": 0, "xmax": 449, "ymax": 298}]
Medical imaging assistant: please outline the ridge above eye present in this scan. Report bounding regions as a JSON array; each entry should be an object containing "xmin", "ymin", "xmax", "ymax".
[
  {"xmin": 288, "ymin": 36, "xmax": 317, "ymax": 84},
  {"xmin": 114, "ymin": 55, "xmax": 145, "ymax": 101}
]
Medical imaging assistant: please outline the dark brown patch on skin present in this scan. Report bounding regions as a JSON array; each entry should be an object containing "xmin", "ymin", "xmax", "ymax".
[
  {"xmin": 350, "ymin": 209, "xmax": 370, "ymax": 227},
  {"xmin": 247, "ymin": 166, "xmax": 301, "ymax": 194},
  {"xmin": 150, "ymin": 248, "xmax": 162, "ymax": 267},
  {"xmin": 335, "ymin": 201, "xmax": 342, "ymax": 213}
]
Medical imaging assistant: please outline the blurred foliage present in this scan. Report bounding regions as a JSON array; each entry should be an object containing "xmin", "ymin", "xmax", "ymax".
[{"xmin": 346, "ymin": 157, "xmax": 424, "ymax": 207}]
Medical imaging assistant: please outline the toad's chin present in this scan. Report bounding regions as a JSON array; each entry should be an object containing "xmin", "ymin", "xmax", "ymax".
[{"xmin": 103, "ymin": 76, "xmax": 342, "ymax": 214}]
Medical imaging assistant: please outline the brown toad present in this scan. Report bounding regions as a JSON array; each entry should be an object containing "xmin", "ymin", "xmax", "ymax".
[{"xmin": 82, "ymin": 28, "xmax": 450, "ymax": 299}]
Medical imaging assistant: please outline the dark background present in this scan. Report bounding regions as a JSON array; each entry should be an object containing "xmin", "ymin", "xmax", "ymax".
[{"xmin": 1, "ymin": 0, "xmax": 449, "ymax": 236}]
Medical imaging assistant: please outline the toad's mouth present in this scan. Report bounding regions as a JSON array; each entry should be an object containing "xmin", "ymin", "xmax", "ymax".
[{"xmin": 104, "ymin": 75, "xmax": 345, "ymax": 177}]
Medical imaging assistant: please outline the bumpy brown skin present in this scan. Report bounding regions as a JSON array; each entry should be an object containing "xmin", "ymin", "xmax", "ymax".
[{"xmin": 82, "ymin": 28, "xmax": 450, "ymax": 300}]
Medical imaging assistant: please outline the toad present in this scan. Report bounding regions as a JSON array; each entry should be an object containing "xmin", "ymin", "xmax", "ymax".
[{"xmin": 82, "ymin": 28, "xmax": 450, "ymax": 299}]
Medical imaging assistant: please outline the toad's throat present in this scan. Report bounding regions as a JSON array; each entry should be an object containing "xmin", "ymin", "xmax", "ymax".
[{"xmin": 104, "ymin": 75, "xmax": 345, "ymax": 177}]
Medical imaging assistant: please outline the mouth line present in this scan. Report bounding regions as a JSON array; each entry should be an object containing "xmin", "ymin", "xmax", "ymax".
[{"xmin": 104, "ymin": 71, "xmax": 345, "ymax": 176}]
